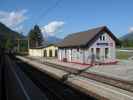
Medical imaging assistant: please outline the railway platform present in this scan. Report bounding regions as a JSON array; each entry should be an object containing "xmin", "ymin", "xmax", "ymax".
[
  {"xmin": 0, "ymin": 55, "xmax": 96, "ymax": 100},
  {"xmin": 26, "ymin": 56, "xmax": 133, "ymax": 81},
  {"xmin": 17, "ymin": 56, "xmax": 133, "ymax": 100}
]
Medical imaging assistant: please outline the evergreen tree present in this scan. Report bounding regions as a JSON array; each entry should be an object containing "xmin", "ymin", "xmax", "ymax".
[{"xmin": 28, "ymin": 25, "xmax": 44, "ymax": 48}]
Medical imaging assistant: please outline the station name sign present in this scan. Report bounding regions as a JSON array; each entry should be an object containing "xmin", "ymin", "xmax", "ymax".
[
  {"xmin": 96, "ymin": 42, "xmax": 113, "ymax": 47},
  {"xmin": 97, "ymin": 43, "xmax": 108, "ymax": 46}
]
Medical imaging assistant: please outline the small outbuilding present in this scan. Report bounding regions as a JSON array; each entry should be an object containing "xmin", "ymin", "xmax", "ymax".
[
  {"xmin": 58, "ymin": 26, "xmax": 119, "ymax": 64},
  {"xmin": 29, "ymin": 43, "xmax": 58, "ymax": 57},
  {"xmin": 43, "ymin": 44, "xmax": 58, "ymax": 57}
]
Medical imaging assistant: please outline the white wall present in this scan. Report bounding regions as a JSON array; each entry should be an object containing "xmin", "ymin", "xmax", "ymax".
[
  {"xmin": 58, "ymin": 49, "xmax": 62, "ymax": 60},
  {"xmin": 29, "ymin": 49, "xmax": 43, "ymax": 57},
  {"xmin": 58, "ymin": 32, "xmax": 116, "ymax": 64},
  {"xmin": 90, "ymin": 33, "xmax": 116, "ymax": 61},
  {"xmin": 66, "ymin": 49, "xmax": 72, "ymax": 62},
  {"xmin": 71, "ymin": 48, "xmax": 81, "ymax": 63}
]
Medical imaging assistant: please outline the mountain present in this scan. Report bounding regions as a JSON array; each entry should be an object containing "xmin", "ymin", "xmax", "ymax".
[
  {"xmin": 0, "ymin": 22, "xmax": 24, "ymax": 39},
  {"xmin": 120, "ymin": 32, "xmax": 133, "ymax": 47},
  {"xmin": 120, "ymin": 32, "xmax": 133, "ymax": 40},
  {"xmin": 0, "ymin": 22, "xmax": 24, "ymax": 48},
  {"xmin": 46, "ymin": 36, "xmax": 62, "ymax": 43}
]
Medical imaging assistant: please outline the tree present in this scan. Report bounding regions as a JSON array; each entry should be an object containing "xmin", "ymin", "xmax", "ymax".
[
  {"xmin": 28, "ymin": 25, "xmax": 44, "ymax": 48},
  {"xmin": 121, "ymin": 39, "xmax": 133, "ymax": 47},
  {"xmin": 5, "ymin": 38, "xmax": 14, "ymax": 49}
]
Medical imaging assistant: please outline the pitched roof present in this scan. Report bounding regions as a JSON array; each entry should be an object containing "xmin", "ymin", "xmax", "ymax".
[
  {"xmin": 30, "ymin": 42, "xmax": 57, "ymax": 49},
  {"xmin": 58, "ymin": 26, "xmax": 119, "ymax": 48}
]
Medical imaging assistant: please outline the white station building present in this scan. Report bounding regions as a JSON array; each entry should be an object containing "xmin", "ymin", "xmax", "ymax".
[{"xmin": 58, "ymin": 26, "xmax": 119, "ymax": 64}]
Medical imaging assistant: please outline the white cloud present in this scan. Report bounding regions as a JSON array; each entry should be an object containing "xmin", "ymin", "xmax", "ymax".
[
  {"xmin": 128, "ymin": 27, "xmax": 133, "ymax": 33},
  {"xmin": 41, "ymin": 21, "xmax": 64, "ymax": 36},
  {"xmin": 0, "ymin": 9, "xmax": 27, "ymax": 31},
  {"xmin": 14, "ymin": 25, "xmax": 23, "ymax": 32}
]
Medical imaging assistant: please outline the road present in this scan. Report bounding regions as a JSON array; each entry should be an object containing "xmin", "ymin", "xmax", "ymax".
[{"xmin": 0, "ymin": 54, "xmax": 96, "ymax": 100}]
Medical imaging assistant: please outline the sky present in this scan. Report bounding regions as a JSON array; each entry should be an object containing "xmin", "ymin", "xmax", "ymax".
[{"xmin": 0, "ymin": 0, "xmax": 133, "ymax": 38}]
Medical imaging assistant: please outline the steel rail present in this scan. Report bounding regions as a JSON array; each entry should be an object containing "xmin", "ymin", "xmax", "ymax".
[
  {"xmin": 16, "ymin": 57, "xmax": 97, "ymax": 100},
  {"xmin": 3, "ymin": 55, "xmax": 48, "ymax": 100},
  {"xmin": 18, "ymin": 61, "xmax": 66, "ymax": 100},
  {"xmin": 26, "ymin": 57, "xmax": 133, "ymax": 93}
]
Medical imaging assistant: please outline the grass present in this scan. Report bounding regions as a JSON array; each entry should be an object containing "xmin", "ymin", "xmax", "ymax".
[{"xmin": 116, "ymin": 51, "xmax": 133, "ymax": 59}]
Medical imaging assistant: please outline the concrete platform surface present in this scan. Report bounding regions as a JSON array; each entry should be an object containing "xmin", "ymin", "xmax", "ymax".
[
  {"xmin": 28, "ymin": 56, "xmax": 133, "ymax": 81},
  {"xmin": 88, "ymin": 60, "xmax": 133, "ymax": 81},
  {"xmin": 28, "ymin": 56, "xmax": 88, "ymax": 70},
  {"xmin": 17, "ymin": 56, "xmax": 133, "ymax": 100}
]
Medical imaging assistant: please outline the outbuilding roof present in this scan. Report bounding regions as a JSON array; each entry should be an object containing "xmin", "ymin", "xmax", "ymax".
[
  {"xmin": 30, "ymin": 42, "xmax": 57, "ymax": 49},
  {"xmin": 58, "ymin": 26, "xmax": 120, "ymax": 48}
]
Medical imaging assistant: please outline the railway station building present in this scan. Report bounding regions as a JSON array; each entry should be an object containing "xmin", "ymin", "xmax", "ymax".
[{"xmin": 58, "ymin": 26, "xmax": 119, "ymax": 64}]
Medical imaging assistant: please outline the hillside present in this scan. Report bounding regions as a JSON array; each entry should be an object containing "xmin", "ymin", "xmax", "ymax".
[
  {"xmin": 0, "ymin": 22, "xmax": 24, "ymax": 39},
  {"xmin": 46, "ymin": 36, "xmax": 62, "ymax": 43},
  {"xmin": 0, "ymin": 22, "xmax": 24, "ymax": 48},
  {"xmin": 120, "ymin": 32, "xmax": 133, "ymax": 40},
  {"xmin": 120, "ymin": 32, "xmax": 133, "ymax": 47}
]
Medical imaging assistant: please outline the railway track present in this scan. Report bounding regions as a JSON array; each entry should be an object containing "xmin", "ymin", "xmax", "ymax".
[
  {"xmin": 2, "ymin": 55, "xmax": 48, "ymax": 100},
  {"xmin": 14, "ymin": 56, "xmax": 97, "ymax": 100},
  {"xmin": 0, "ymin": 55, "xmax": 99, "ymax": 100},
  {"xmin": 26, "ymin": 57, "xmax": 133, "ymax": 93}
]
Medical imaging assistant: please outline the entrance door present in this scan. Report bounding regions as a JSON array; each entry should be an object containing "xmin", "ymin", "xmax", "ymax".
[
  {"xmin": 96, "ymin": 48, "xmax": 100, "ymax": 60},
  {"xmin": 55, "ymin": 50, "xmax": 57, "ymax": 57},
  {"xmin": 49, "ymin": 50, "xmax": 52, "ymax": 57},
  {"xmin": 44, "ymin": 50, "xmax": 47, "ymax": 57}
]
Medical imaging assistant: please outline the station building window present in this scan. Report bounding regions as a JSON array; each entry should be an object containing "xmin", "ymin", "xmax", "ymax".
[
  {"xmin": 44, "ymin": 50, "xmax": 47, "ymax": 57},
  {"xmin": 91, "ymin": 48, "xmax": 94, "ymax": 54},
  {"xmin": 100, "ymin": 35, "xmax": 105, "ymax": 41},
  {"xmin": 100, "ymin": 35, "xmax": 102, "ymax": 40},
  {"xmin": 96, "ymin": 48, "xmax": 100, "ymax": 60},
  {"xmin": 103, "ymin": 36, "xmax": 105, "ymax": 40},
  {"xmin": 105, "ymin": 48, "xmax": 109, "ymax": 58}
]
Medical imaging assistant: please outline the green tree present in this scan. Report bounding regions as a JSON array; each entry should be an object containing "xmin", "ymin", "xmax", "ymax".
[
  {"xmin": 121, "ymin": 39, "xmax": 133, "ymax": 47},
  {"xmin": 28, "ymin": 25, "xmax": 44, "ymax": 48},
  {"xmin": 5, "ymin": 38, "xmax": 14, "ymax": 49}
]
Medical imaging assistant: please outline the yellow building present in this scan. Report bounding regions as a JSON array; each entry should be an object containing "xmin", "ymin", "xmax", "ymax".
[
  {"xmin": 29, "ymin": 43, "xmax": 58, "ymax": 57},
  {"xmin": 43, "ymin": 44, "xmax": 58, "ymax": 57},
  {"xmin": 29, "ymin": 48, "xmax": 43, "ymax": 57}
]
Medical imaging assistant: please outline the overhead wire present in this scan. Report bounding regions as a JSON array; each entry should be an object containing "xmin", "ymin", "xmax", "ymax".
[{"xmin": 35, "ymin": 0, "xmax": 62, "ymax": 24}]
